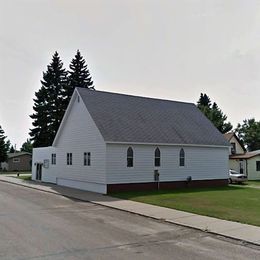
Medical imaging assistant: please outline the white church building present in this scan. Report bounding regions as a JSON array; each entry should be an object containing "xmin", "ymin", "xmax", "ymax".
[{"xmin": 32, "ymin": 88, "xmax": 230, "ymax": 194}]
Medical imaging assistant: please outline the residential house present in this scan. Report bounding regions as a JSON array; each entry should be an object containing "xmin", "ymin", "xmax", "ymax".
[
  {"xmin": 1, "ymin": 152, "xmax": 32, "ymax": 171},
  {"xmin": 32, "ymin": 88, "xmax": 230, "ymax": 194},
  {"xmin": 224, "ymin": 132, "xmax": 260, "ymax": 180}
]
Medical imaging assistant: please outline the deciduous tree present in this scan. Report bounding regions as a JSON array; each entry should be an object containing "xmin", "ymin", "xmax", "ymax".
[{"xmin": 236, "ymin": 119, "xmax": 260, "ymax": 151}]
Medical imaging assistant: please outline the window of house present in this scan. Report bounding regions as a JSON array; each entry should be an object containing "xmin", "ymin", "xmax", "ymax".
[
  {"xmin": 67, "ymin": 153, "xmax": 72, "ymax": 165},
  {"xmin": 13, "ymin": 158, "xmax": 20, "ymax": 163},
  {"xmin": 256, "ymin": 161, "xmax": 260, "ymax": 171},
  {"xmin": 179, "ymin": 148, "xmax": 185, "ymax": 167},
  {"xmin": 51, "ymin": 153, "xmax": 56, "ymax": 165},
  {"xmin": 231, "ymin": 142, "xmax": 236, "ymax": 154},
  {"xmin": 127, "ymin": 147, "xmax": 133, "ymax": 167},
  {"xmin": 154, "ymin": 147, "xmax": 160, "ymax": 167},
  {"xmin": 84, "ymin": 152, "xmax": 91, "ymax": 166}
]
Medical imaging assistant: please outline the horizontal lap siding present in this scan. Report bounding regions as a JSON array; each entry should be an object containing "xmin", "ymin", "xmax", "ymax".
[
  {"xmin": 248, "ymin": 156, "xmax": 260, "ymax": 180},
  {"xmin": 106, "ymin": 144, "xmax": 229, "ymax": 184},
  {"xmin": 54, "ymin": 96, "xmax": 106, "ymax": 184},
  {"xmin": 32, "ymin": 147, "xmax": 57, "ymax": 183}
]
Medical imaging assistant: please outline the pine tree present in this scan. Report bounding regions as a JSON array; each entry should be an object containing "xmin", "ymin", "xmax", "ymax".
[
  {"xmin": 29, "ymin": 52, "xmax": 67, "ymax": 147},
  {"xmin": 9, "ymin": 146, "xmax": 15, "ymax": 153},
  {"xmin": 0, "ymin": 126, "xmax": 8, "ymax": 163},
  {"xmin": 66, "ymin": 50, "xmax": 94, "ymax": 100},
  {"xmin": 197, "ymin": 93, "xmax": 232, "ymax": 134}
]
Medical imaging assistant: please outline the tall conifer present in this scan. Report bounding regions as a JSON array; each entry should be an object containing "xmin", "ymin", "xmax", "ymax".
[
  {"xmin": 66, "ymin": 50, "xmax": 94, "ymax": 100},
  {"xmin": 30, "ymin": 52, "xmax": 67, "ymax": 147},
  {"xmin": 0, "ymin": 126, "xmax": 8, "ymax": 163}
]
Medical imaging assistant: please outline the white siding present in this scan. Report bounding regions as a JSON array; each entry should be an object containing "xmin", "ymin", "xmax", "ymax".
[
  {"xmin": 229, "ymin": 136, "xmax": 244, "ymax": 155},
  {"xmin": 247, "ymin": 156, "xmax": 260, "ymax": 180},
  {"xmin": 106, "ymin": 144, "xmax": 229, "ymax": 184},
  {"xmin": 32, "ymin": 147, "xmax": 57, "ymax": 183},
  {"xmin": 53, "ymin": 94, "xmax": 107, "ymax": 188}
]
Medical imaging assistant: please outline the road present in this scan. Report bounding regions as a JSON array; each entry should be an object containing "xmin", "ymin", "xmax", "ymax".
[{"xmin": 0, "ymin": 182, "xmax": 259, "ymax": 260}]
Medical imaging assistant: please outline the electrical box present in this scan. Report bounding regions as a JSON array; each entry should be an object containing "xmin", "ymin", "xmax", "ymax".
[{"xmin": 154, "ymin": 170, "xmax": 160, "ymax": 181}]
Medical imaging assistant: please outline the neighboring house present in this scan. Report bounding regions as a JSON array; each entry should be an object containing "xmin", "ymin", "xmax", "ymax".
[
  {"xmin": 0, "ymin": 152, "xmax": 32, "ymax": 171},
  {"xmin": 224, "ymin": 132, "xmax": 260, "ymax": 180},
  {"xmin": 32, "ymin": 88, "xmax": 230, "ymax": 194}
]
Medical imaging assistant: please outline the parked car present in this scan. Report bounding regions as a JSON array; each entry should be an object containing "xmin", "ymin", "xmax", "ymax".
[{"xmin": 229, "ymin": 169, "xmax": 248, "ymax": 184}]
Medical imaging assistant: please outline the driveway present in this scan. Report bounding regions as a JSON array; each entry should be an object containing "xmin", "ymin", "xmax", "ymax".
[{"xmin": 0, "ymin": 182, "xmax": 259, "ymax": 260}]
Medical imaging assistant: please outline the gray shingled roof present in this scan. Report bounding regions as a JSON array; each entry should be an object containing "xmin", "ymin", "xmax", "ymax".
[{"xmin": 77, "ymin": 88, "xmax": 229, "ymax": 146}]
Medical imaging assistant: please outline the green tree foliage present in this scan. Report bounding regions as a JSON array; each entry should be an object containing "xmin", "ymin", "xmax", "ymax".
[
  {"xmin": 0, "ymin": 126, "xmax": 8, "ymax": 163},
  {"xmin": 9, "ymin": 146, "xmax": 15, "ymax": 153},
  {"xmin": 66, "ymin": 50, "xmax": 94, "ymax": 99},
  {"xmin": 21, "ymin": 139, "xmax": 33, "ymax": 153},
  {"xmin": 30, "ymin": 52, "xmax": 68, "ymax": 147},
  {"xmin": 197, "ymin": 93, "xmax": 232, "ymax": 134},
  {"xmin": 236, "ymin": 119, "xmax": 260, "ymax": 151}
]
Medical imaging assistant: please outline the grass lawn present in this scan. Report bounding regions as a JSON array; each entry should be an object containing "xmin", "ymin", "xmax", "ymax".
[
  {"xmin": 112, "ymin": 186, "xmax": 260, "ymax": 226},
  {"xmin": 18, "ymin": 175, "xmax": 32, "ymax": 181},
  {"xmin": 0, "ymin": 171, "xmax": 31, "ymax": 175},
  {"xmin": 247, "ymin": 180, "xmax": 260, "ymax": 187}
]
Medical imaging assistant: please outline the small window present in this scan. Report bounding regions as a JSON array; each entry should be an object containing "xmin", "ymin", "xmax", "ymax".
[
  {"xmin": 13, "ymin": 158, "xmax": 20, "ymax": 163},
  {"xmin": 67, "ymin": 153, "xmax": 72, "ymax": 165},
  {"xmin": 154, "ymin": 147, "xmax": 160, "ymax": 167},
  {"xmin": 256, "ymin": 161, "xmax": 260, "ymax": 171},
  {"xmin": 179, "ymin": 148, "xmax": 185, "ymax": 167},
  {"xmin": 51, "ymin": 153, "xmax": 56, "ymax": 165},
  {"xmin": 231, "ymin": 142, "xmax": 236, "ymax": 154},
  {"xmin": 84, "ymin": 152, "xmax": 91, "ymax": 166},
  {"xmin": 127, "ymin": 147, "xmax": 133, "ymax": 167}
]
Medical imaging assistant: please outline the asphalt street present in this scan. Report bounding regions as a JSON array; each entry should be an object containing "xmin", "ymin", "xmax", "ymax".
[{"xmin": 0, "ymin": 181, "xmax": 259, "ymax": 260}]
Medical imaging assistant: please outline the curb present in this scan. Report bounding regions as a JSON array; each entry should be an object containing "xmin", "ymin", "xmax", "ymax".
[{"xmin": 0, "ymin": 178, "xmax": 259, "ymax": 248}]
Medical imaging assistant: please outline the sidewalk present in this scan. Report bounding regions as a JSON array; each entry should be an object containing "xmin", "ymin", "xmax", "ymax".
[{"xmin": 0, "ymin": 174, "xmax": 260, "ymax": 246}]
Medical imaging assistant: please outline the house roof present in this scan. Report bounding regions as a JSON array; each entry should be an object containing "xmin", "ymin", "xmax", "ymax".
[
  {"xmin": 75, "ymin": 88, "xmax": 229, "ymax": 146},
  {"xmin": 230, "ymin": 150, "xmax": 260, "ymax": 159},
  {"xmin": 223, "ymin": 132, "xmax": 246, "ymax": 152},
  {"xmin": 223, "ymin": 132, "xmax": 234, "ymax": 142},
  {"xmin": 8, "ymin": 152, "xmax": 32, "ymax": 159}
]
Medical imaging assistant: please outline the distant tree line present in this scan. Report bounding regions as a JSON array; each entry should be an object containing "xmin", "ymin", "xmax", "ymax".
[
  {"xmin": 0, "ymin": 125, "xmax": 33, "ymax": 165},
  {"xmin": 197, "ymin": 93, "xmax": 260, "ymax": 151},
  {"xmin": 29, "ymin": 50, "xmax": 94, "ymax": 148}
]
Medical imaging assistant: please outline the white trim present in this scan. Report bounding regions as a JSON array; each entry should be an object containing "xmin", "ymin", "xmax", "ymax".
[
  {"xmin": 105, "ymin": 141, "xmax": 229, "ymax": 148},
  {"xmin": 52, "ymin": 91, "xmax": 78, "ymax": 146},
  {"xmin": 52, "ymin": 89, "xmax": 105, "ymax": 147}
]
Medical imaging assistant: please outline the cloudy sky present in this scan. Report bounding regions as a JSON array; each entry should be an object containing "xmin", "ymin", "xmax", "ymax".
[{"xmin": 0, "ymin": 0, "xmax": 260, "ymax": 148}]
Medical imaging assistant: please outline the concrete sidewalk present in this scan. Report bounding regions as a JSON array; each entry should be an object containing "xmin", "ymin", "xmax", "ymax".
[{"xmin": 0, "ymin": 174, "xmax": 260, "ymax": 246}]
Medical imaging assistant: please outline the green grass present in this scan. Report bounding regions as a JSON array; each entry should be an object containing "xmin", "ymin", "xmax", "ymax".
[
  {"xmin": 247, "ymin": 180, "xmax": 260, "ymax": 187},
  {"xmin": 0, "ymin": 171, "xmax": 31, "ymax": 175},
  {"xmin": 18, "ymin": 175, "xmax": 32, "ymax": 181},
  {"xmin": 112, "ymin": 186, "xmax": 260, "ymax": 226}
]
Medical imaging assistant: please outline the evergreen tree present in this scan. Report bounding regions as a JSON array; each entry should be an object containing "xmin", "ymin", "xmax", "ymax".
[
  {"xmin": 21, "ymin": 139, "xmax": 33, "ymax": 153},
  {"xmin": 29, "ymin": 52, "xmax": 67, "ymax": 147},
  {"xmin": 0, "ymin": 126, "xmax": 8, "ymax": 163},
  {"xmin": 236, "ymin": 119, "xmax": 260, "ymax": 151},
  {"xmin": 197, "ymin": 93, "xmax": 232, "ymax": 134},
  {"xmin": 9, "ymin": 146, "xmax": 15, "ymax": 153},
  {"xmin": 66, "ymin": 50, "xmax": 94, "ymax": 100}
]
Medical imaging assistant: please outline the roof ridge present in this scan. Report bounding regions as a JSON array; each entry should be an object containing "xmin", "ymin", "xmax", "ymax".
[{"xmin": 76, "ymin": 87, "xmax": 195, "ymax": 106}]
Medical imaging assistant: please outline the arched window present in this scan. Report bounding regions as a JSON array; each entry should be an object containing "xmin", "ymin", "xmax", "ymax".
[
  {"xmin": 154, "ymin": 147, "xmax": 160, "ymax": 167},
  {"xmin": 179, "ymin": 148, "xmax": 185, "ymax": 166},
  {"xmin": 127, "ymin": 147, "xmax": 133, "ymax": 167}
]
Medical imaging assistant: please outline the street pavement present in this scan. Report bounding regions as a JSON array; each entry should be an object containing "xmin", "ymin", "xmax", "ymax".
[
  {"xmin": 1, "ymin": 175, "xmax": 260, "ymax": 246},
  {"xmin": 0, "ymin": 181, "xmax": 259, "ymax": 259}
]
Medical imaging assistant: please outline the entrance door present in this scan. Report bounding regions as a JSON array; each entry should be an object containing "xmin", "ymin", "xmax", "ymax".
[{"xmin": 36, "ymin": 163, "xmax": 42, "ymax": 181}]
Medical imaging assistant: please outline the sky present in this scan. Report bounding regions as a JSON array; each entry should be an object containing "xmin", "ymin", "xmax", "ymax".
[{"xmin": 0, "ymin": 0, "xmax": 260, "ymax": 149}]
